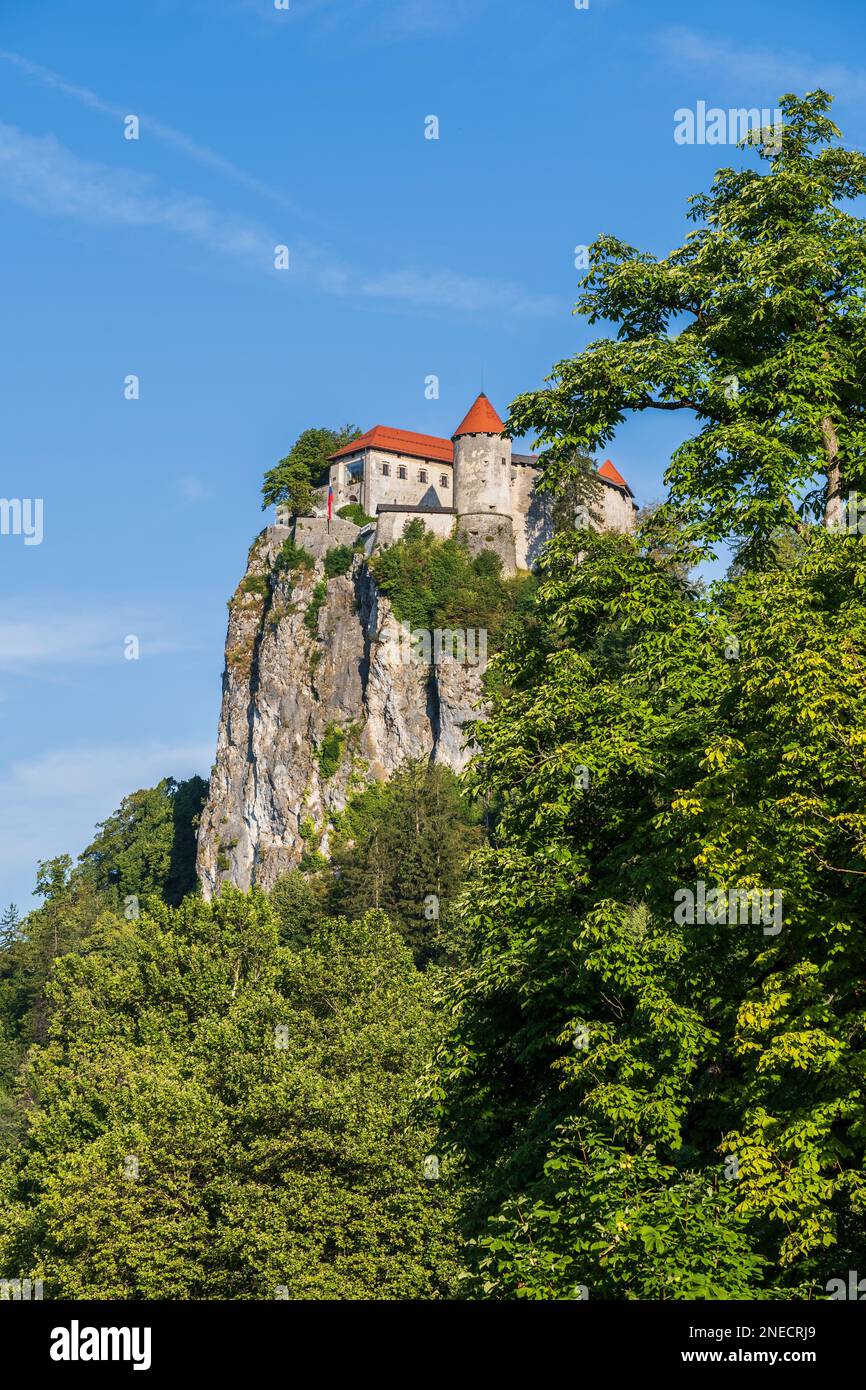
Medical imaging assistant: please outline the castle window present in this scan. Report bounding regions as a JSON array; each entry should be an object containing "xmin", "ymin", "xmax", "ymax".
[
  {"xmin": 382, "ymin": 462, "xmax": 390, "ymax": 477},
  {"xmin": 440, "ymin": 474, "xmax": 449, "ymax": 488},
  {"xmin": 398, "ymin": 465, "xmax": 407, "ymax": 480},
  {"xmin": 419, "ymin": 469, "xmax": 428, "ymax": 483}
]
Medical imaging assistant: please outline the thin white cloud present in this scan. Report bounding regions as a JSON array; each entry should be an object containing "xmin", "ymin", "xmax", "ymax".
[
  {"xmin": 0, "ymin": 51, "xmax": 559, "ymax": 318},
  {"xmin": 179, "ymin": 476, "xmax": 208, "ymax": 503},
  {"xmin": 658, "ymin": 27, "xmax": 866, "ymax": 103},
  {"xmin": 0, "ymin": 122, "xmax": 271, "ymax": 260},
  {"xmin": 0, "ymin": 606, "xmax": 188, "ymax": 672},
  {"xmin": 0, "ymin": 49, "xmax": 299, "ymax": 211},
  {"xmin": 0, "ymin": 122, "xmax": 559, "ymax": 317},
  {"xmin": 358, "ymin": 267, "xmax": 562, "ymax": 318}
]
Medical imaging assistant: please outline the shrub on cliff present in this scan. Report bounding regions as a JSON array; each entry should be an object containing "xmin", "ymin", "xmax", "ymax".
[
  {"xmin": 323, "ymin": 544, "xmax": 354, "ymax": 578},
  {"xmin": 368, "ymin": 519, "xmax": 535, "ymax": 646},
  {"xmin": 336, "ymin": 503, "xmax": 376, "ymax": 526},
  {"xmin": 274, "ymin": 537, "xmax": 315, "ymax": 574}
]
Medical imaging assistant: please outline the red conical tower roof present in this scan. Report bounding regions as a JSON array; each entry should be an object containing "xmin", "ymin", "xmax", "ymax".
[
  {"xmin": 598, "ymin": 459, "xmax": 632, "ymax": 493},
  {"xmin": 452, "ymin": 393, "xmax": 505, "ymax": 438}
]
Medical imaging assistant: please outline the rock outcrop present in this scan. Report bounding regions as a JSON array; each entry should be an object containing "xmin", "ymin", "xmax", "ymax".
[{"xmin": 196, "ymin": 524, "xmax": 486, "ymax": 899}]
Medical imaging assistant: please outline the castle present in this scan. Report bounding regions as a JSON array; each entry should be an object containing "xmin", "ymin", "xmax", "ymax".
[
  {"xmin": 323, "ymin": 392, "xmax": 638, "ymax": 571},
  {"xmin": 198, "ymin": 395, "xmax": 639, "ymax": 897}
]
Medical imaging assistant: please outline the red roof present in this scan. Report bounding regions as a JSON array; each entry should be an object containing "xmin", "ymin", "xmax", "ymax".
[
  {"xmin": 598, "ymin": 458, "xmax": 632, "ymax": 494},
  {"xmin": 452, "ymin": 393, "xmax": 505, "ymax": 438},
  {"xmin": 329, "ymin": 426, "xmax": 453, "ymax": 465}
]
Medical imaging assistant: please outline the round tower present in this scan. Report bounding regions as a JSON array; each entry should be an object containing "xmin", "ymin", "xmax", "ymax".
[{"xmin": 452, "ymin": 393, "xmax": 516, "ymax": 573}]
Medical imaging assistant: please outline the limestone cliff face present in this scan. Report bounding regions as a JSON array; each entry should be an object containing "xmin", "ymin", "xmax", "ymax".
[{"xmin": 196, "ymin": 525, "xmax": 486, "ymax": 899}]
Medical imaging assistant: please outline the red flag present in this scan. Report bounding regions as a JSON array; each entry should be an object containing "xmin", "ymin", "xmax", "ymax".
[{"xmin": 327, "ymin": 482, "xmax": 333, "ymax": 520}]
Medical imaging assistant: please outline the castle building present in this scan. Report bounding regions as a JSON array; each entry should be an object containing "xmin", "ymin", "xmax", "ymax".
[{"xmin": 327, "ymin": 392, "xmax": 637, "ymax": 571}]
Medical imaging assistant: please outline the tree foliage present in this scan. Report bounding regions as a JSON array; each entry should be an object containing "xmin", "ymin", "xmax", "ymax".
[
  {"xmin": 0, "ymin": 777, "xmax": 207, "ymax": 1136},
  {"xmin": 428, "ymin": 91, "xmax": 866, "ymax": 1299},
  {"xmin": 369, "ymin": 519, "xmax": 536, "ymax": 646},
  {"xmin": 329, "ymin": 760, "xmax": 483, "ymax": 965},
  {"xmin": 262, "ymin": 426, "xmax": 361, "ymax": 518},
  {"xmin": 509, "ymin": 92, "xmax": 866, "ymax": 554},
  {"xmin": 428, "ymin": 521, "xmax": 866, "ymax": 1297},
  {"xmin": 80, "ymin": 776, "xmax": 208, "ymax": 907},
  {"xmin": 0, "ymin": 892, "xmax": 462, "ymax": 1298}
]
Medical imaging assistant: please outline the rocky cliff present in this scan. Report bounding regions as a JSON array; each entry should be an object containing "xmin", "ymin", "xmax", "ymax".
[{"xmin": 196, "ymin": 524, "xmax": 486, "ymax": 899}]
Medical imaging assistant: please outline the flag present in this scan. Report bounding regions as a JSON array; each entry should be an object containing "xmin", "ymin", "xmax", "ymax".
[{"xmin": 327, "ymin": 482, "xmax": 333, "ymax": 520}]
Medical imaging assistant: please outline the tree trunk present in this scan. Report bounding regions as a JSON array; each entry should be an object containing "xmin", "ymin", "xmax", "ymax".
[{"xmin": 822, "ymin": 414, "xmax": 844, "ymax": 529}]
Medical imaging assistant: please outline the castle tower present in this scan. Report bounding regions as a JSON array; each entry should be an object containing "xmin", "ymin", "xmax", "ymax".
[{"xmin": 452, "ymin": 393, "xmax": 516, "ymax": 573}]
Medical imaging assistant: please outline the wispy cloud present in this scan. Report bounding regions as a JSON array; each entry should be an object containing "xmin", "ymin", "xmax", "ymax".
[
  {"xmin": 179, "ymin": 476, "xmax": 208, "ymax": 503},
  {"xmin": 0, "ymin": 49, "xmax": 299, "ymax": 211},
  {"xmin": 0, "ymin": 122, "xmax": 559, "ymax": 317},
  {"xmin": 658, "ymin": 27, "xmax": 866, "ymax": 104},
  {"xmin": 0, "ymin": 741, "xmax": 213, "ymax": 901},
  {"xmin": 1, "ymin": 49, "xmax": 560, "ymax": 317},
  {"xmin": 358, "ymin": 267, "xmax": 561, "ymax": 318},
  {"xmin": 0, "ymin": 605, "xmax": 188, "ymax": 672},
  {"xmin": 0, "ymin": 122, "xmax": 272, "ymax": 259}
]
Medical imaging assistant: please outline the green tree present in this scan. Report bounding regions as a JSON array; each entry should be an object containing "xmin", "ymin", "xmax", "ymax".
[
  {"xmin": 329, "ymin": 760, "xmax": 483, "ymax": 965},
  {"xmin": 79, "ymin": 776, "xmax": 208, "ymax": 907},
  {"xmin": 428, "ymin": 528, "xmax": 777, "ymax": 1298},
  {"xmin": 509, "ymin": 92, "xmax": 866, "ymax": 554},
  {"xmin": 262, "ymin": 425, "xmax": 361, "ymax": 518},
  {"xmin": 269, "ymin": 869, "xmax": 325, "ymax": 949},
  {"xmin": 429, "ymin": 94, "xmax": 866, "ymax": 1299},
  {"xmin": 0, "ymin": 777, "xmax": 208, "ymax": 1110},
  {"xmin": 368, "ymin": 519, "xmax": 535, "ymax": 647},
  {"xmin": 0, "ymin": 891, "xmax": 462, "ymax": 1298},
  {"xmin": 0, "ymin": 905, "xmax": 19, "ymax": 949}
]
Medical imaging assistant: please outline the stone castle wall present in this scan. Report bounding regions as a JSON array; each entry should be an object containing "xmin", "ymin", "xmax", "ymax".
[
  {"xmin": 375, "ymin": 507, "xmax": 456, "ymax": 548},
  {"xmin": 453, "ymin": 432, "xmax": 513, "ymax": 517}
]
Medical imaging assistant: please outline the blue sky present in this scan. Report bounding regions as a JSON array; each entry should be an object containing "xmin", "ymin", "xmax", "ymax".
[{"xmin": 1, "ymin": 0, "xmax": 863, "ymax": 911}]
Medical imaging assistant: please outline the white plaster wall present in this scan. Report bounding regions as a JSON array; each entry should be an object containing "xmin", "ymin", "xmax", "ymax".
[
  {"xmin": 328, "ymin": 450, "xmax": 453, "ymax": 513},
  {"xmin": 601, "ymin": 484, "xmax": 638, "ymax": 532},
  {"xmin": 365, "ymin": 449, "xmax": 452, "ymax": 512}
]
